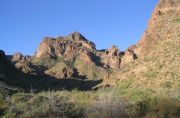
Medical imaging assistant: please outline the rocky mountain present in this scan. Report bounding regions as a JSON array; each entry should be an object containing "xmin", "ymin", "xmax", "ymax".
[
  {"xmin": 0, "ymin": 0, "xmax": 179, "ymax": 118},
  {"xmin": 35, "ymin": 32, "xmax": 96, "ymax": 59},
  {"xmin": 8, "ymin": 32, "xmax": 135, "ymax": 81},
  {"xmin": 135, "ymin": 0, "xmax": 180, "ymax": 55},
  {"xmin": 101, "ymin": 0, "xmax": 180, "ymax": 88},
  {"xmin": 0, "ymin": 50, "xmax": 31, "ymax": 90},
  {"xmin": 1, "ymin": 0, "xmax": 179, "ymax": 89}
]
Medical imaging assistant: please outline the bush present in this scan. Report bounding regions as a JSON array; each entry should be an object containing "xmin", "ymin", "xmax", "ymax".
[
  {"xmin": 1, "ymin": 89, "xmax": 179, "ymax": 118},
  {"xmin": 143, "ymin": 69, "xmax": 158, "ymax": 79},
  {"xmin": 84, "ymin": 93, "xmax": 128, "ymax": 118},
  {"xmin": 2, "ymin": 91, "xmax": 83, "ymax": 118},
  {"xmin": 174, "ymin": 18, "xmax": 180, "ymax": 23}
]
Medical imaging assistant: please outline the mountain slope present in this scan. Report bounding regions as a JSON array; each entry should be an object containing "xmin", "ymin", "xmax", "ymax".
[
  {"xmin": 9, "ymin": 32, "xmax": 124, "ymax": 80},
  {"xmin": 0, "ymin": 50, "xmax": 31, "ymax": 91},
  {"xmin": 101, "ymin": 0, "xmax": 180, "ymax": 92},
  {"xmin": 2, "ymin": 0, "xmax": 179, "ymax": 92}
]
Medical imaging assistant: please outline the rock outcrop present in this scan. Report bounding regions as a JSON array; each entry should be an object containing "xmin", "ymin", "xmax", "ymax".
[
  {"xmin": 11, "ymin": 53, "xmax": 23, "ymax": 62},
  {"xmin": 5, "ymin": 33, "xmax": 103, "ymax": 79},
  {"xmin": 7, "ymin": 53, "xmax": 41, "ymax": 76},
  {"xmin": 7, "ymin": 31, "xmax": 139, "ymax": 80},
  {"xmin": 100, "ymin": 45, "xmax": 121, "ymax": 68},
  {"xmin": 0, "ymin": 50, "xmax": 32, "ymax": 89},
  {"xmin": 35, "ymin": 32, "xmax": 96, "ymax": 60},
  {"xmin": 10, "ymin": 53, "xmax": 31, "ymax": 63},
  {"xmin": 121, "ymin": 45, "xmax": 137, "ymax": 66},
  {"xmin": 136, "ymin": 0, "xmax": 180, "ymax": 55},
  {"xmin": 1, "ymin": 0, "xmax": 179, "ymax": 92}
]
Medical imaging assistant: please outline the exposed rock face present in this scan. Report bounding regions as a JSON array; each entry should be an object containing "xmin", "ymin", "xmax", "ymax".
[
  {"xmin": 9, "ymin": 53, "xmax": 31, "ymax": 63},
  {"xmin": 101, "ymin": 45, "xmax": 121, "ymax": 68},
  {"xmin": 15, "ymin": 60, "xmax": 46, "ymax": 76},
  {"xmin": 121, "ymin": 46, "xmax": 137, "ymax": 66},
  {"xmin": 136, "ymin": 0, "xmax": 180, "ymax": 55},
  {"xmin": 31, "ymin": 32, "xmax": 103, "ymax": 79},
  {"xmin": 1, "ymin": 0, "xmax": 179, "ymax": 91},
  {"xmin": 7, "ymin": 31, "xmax": 139, "ymax": 80},
  {"xmin": 8, "ymin": 30, "xmax": 140, "ymax": 80},
  {"xmin": 11, "ymin": 53, "xmax": 23, "ymax": 62},
  {"xmin": 79, "ymin": 49, "xmax": 93, "ymax": 64},
  {"xmin": 6, "ymin": 32, "xmax": 105, "ymax": 79},
  {"xmin": 7, "ymin": 53, "xmax": 39, "ymax": 75},
  {"xmin": 35, "ymin": 32, "xmax": 96, "ymax": 60}
]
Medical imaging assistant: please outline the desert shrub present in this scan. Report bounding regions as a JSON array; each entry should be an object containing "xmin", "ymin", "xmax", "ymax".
[
  {"xmin": 84, "ymin": 93, "xmax": 128, "ymax": 118},
  {"xmin": 2, "ymin": 91, "xmax": 83, "ymax": 118},
  {"xmin": 143, "ymin": 69, "xmax": 158, "ymax": 79},
  {"xmin": 0, "ymin": 87, "xmax": 10, "ymax": 117},
  {"xmin": 11, "ymin": 92, "xmax": 33, "ymax": 103},
  {"xmin": 69, "ymin": 90, "xmax": 95, "ymax": 106},
  {"xmin": 125, "ymin": 89, "xmax": 153, "ymax": 103},
  {"xmin": 0, "ymin": 95, "xmax": 6, "ymax": 116},
  {"xmin": 143, "ymin": 56, "xmax": 152, "ymax": 62},
  {"xmin": 1, "ymin": 88, "xmax": 179, "ymax": 118},
  {"xmin": 174, "ymin": 18, "xmax": 180, "ymax": 23},
  {"xmin": 111, "ymin": 79, "xmax": 133, "ymax": 96},
  {"xmin": 118, "ymin": 79, "xmax": 133, "ymax": 90},
  {"xmin": 161, "ymin": 81, "xmax": 172, "ymax": 88},
  {"xmin": 125, "ymin": 95, "xmax": 180, "ymax": 118}
]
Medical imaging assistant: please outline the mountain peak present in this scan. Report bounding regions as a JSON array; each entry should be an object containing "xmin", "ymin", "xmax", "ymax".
[
  {"xmin": 65, "ymin": 32, "xmax": 88, "ymax": 41},
  {"xmin": 35, "ymin": 32, "xmax": 96, "ymax": 58}
]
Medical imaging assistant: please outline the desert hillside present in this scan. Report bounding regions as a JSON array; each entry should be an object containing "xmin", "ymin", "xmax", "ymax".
[{"xmin": 0, "ymin": 0, "xmax": 179, "ymax": 118}]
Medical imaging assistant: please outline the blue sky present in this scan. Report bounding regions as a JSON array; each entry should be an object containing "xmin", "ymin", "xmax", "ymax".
[{"xmin": 0, "ymin": 0, "xmax": 158, "ymax": 55}]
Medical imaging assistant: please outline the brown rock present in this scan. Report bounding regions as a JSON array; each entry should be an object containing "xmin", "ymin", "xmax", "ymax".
[
  {"xmin": 121, "ymin": 47, "xmax": 137, "ymax": 66},
  {"xmin": 11, "ymin": 53, "xmax": 23, "ymax": 62},
  {"xmin": 101, "ymin": 45, "xmax": 121, "ymax": 68},
  {"xmin": 79, "ymin": 49, "xmax": 92, "ymax": 64},
  {"xmin": 35, "ymin": 32, "xmax": 96, "ymax": 60}
]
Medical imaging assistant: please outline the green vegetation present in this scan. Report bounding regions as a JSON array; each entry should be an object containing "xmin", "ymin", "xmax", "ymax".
[
  {"xmin": 0, "ymin": 81, "xmax": 179, "ymax": 118},
  {"xmin": 0, "ymin": 1, "xmax": 180, "ymax": 118},
  {"xmin": 174, "ymin": 18, "xmax": 180, "ymax": 23},
  {"xmin": 74, "ymin": 57, "xmax": 106, "ymax": 80},
  {"xmin": 0, "ymin": 91, "xmax": 83, "ymax": 118},
  {"xmin": 143, "ymin": 69, "xmax": 158, "ymax": 79},
  {"xmin": 32, "ymin": 57, "xmax": 62, "ymax": 68}
]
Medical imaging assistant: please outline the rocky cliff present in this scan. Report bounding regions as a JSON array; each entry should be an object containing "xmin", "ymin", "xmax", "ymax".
[
  {"xmin": 101, "ymin": 0, "xmax": 180, "ymax": 88},
  {"xmin": 136, "ymin": 0, "xmax": 180, "ymax": 55},
  {"xmin": 3, "ymin": 0, "xmax": 179, "ymax": 87},
  {"xmin": 35, "ymin": 32, "xmax": 96, "ymax": 59},
  {"xmin": 9, "ymin": 32, "xmax": 131, "ymax": 80}
]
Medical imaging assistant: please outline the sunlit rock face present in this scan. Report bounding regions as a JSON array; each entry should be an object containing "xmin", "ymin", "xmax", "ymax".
[
  {"xmin": 100, "ymin": 45, "xmax": 121, "ymax": 69},
  {"xmin": 136, "ymin": 0, "xmax": 180, "ymax": 55},
  {"xmin": 35, "ymin": 32, "xmax": 96, "ymax": 60},
  {"xmin": 121, "ymin": 46, "xmax": 137, "ymax": 66}
]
